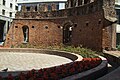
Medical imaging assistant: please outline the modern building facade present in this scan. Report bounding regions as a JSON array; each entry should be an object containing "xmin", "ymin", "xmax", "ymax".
[
  {"xmin": 0, "ymin": 0, "xmax": 18, "ymax": 44},
  {"xmin": 17, "ymin": 0, "xmax": 67, "ymax": 12},
  {"xmin": 115, "ymin": 0, "xmax": 120, "ymax": 46}
]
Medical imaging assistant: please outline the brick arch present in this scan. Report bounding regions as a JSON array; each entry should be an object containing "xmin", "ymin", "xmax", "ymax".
[
  {"xmin": 63, "ymin": 21, "xmax": 74, "ymax": 45},
  {"xmin": 62, "ymin": 20, "xmax": 73, "ymax": 27}
]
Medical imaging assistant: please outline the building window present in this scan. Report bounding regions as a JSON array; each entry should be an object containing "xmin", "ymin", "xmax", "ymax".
[
  {"xmin": 26, "ymin": 7, "xmax": 30, "ymax": 11},
  {"xmin": 35, "ymin": 6, "xmax": 37, "ymax": 11},
  {"xmin": 7, "ymin": 21, "xmax": 10, "ymax": 33},
  {"xmin": 2, "ymin": 9, "xmax": 5, "ymax": 15},
  {"xmin": 116, "ymin": 11, "xmax": 120, "ymax": 24},
  {"xmin": 63, "ymin": 24, "xmax": 72, "ymax": 44},
  {"xmin": 48, "ymin": 5, "xmax": 52, "ymax": 11},
  {"xmin": 3, "ymin": 0, "xmax": 5, "ymax": 5},
  {"xmin": 117, "ymin": 33, "xmax": 120, "ymax": 46},
  {"xmin": 78, "ymin": 0, "xmax": 82, "ymax": 6},
  {"xmin": 10, "ymin": 3, "xmax": 13, "ymax": 8},
  {"xmin": 70, "ymin": 0, "xmax": 74, "ymax": 7},
  {"xmin": 57, "ymin": 5, "xmax": 59, "ymax": 10},
  {"xmin": 9, "ymin": 12, "xmax": 12, "ymax": 17},
  {"xmin": 15, "ymin": 6, "xmax": 18, "ymax": 10},
  {"xmin": 84, "ymin": 0, "xmax": 89, "ymax": 4}
]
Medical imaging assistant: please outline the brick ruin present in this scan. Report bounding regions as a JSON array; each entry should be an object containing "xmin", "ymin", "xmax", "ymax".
[
  {"xmin": 4, "ymin": 0, "xmax": 117, "ymax": 51},
  {"xmin": 20, "ymin": 2, "xmax": 58, "ymax": 12}
]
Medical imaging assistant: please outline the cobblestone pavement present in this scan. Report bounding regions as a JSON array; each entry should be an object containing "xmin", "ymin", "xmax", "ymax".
[{"xmin": 0, "ymin": 52, "xmax": 72, "ymax": 71}]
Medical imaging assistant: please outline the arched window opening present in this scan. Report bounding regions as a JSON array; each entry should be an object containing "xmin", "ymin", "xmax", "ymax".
[
  {"xmin": 63, "ymin": 22, "xmax": 73, "ymax": 45},
  {"xmin": 22, "ymin": 26, "xmax": 29, "ymax": 43},
  {"xmin": 71, "ymin": 0, "xmax": 74, "ymax": 7},
  {"xmin": 48, "ymin": 5, "xmax": 52, "ymax": 11},
  {"xmin": 26, "ymin": 6, "xmax": 30, "ymax": 11},
  {"xmin": 35, "ymin": 6, "xmax": 37, "ymax": 11},
  {"xmin": 78, "ymin": 0, "xmax": 82, "ymax": 6},
  {"xmin": 84, "ymin": 0, "xmax": 90, "ymax": 4}
]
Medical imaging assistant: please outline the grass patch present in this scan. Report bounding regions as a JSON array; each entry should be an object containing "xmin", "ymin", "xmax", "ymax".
[
  {"xmin": 57, "ymin": 46, "xmax": 98, "ymax": 58},
  {"xmin": 16, "ymin": 43, "xmax": 98, "ymax": 58}
]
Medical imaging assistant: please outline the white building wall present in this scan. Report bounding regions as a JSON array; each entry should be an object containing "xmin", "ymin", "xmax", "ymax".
[
  {"xmin": 0, "ymin": 0, "xmax": 18, "ymax": 18},
  {"xmin": 115, "ymin": 0, "xmax": 120, "ymax": 5},
  {"xmin": 0, "ymin": 0, "xmax": 18, "ymax": 42}
]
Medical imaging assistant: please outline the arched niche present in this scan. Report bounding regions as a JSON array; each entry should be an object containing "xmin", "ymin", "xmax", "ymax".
[{"xmin": 22, "ymin": 25, "xmax": 29, "ymax": 43}]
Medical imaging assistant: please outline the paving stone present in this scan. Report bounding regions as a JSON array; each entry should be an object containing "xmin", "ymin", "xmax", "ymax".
[{"xmin": 0, "ymin": 52, "xmax": 72, "ymax": 71}]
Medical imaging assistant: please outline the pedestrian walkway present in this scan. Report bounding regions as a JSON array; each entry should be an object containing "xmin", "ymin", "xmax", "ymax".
[
  {"xmin": 0, "ymin": 52, "xmax": 73, "ymax": 72},
  {"xmin": 105, "ymin": 51, "xmax": 120, "ymax": 58},
  {"xmin": 97, "ymin": 51, "xmax": 120, "ymax": 80}
]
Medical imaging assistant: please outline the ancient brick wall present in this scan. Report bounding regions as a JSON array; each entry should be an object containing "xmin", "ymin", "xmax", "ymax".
[
  {"xmin": 69, "ymin": 11, "xmax": 104, "ymax": 51},
  {"xmin": 4, "ymin": 19, "xmax": 65, "ymax": 47},
  {"xmin": 20, "ymin": 3, "xmax": 58, "ymax": 12},
  {"xmin": 4, "ymin": 0, "xmax": 117, "ymax": 51}
]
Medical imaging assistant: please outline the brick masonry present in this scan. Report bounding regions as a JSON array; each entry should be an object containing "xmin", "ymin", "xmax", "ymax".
[{"xmin": 4, "ymin": 0, "xmax": 117, "ymax": 51}]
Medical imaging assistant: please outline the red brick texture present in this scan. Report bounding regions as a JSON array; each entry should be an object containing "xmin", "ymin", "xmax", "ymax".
[
  {"xmin": 4, "ymin": 0, "xmax": 117, "ymax": 51},
  {"xmin": 5, "ymin": 19, "xmax": 64, "ymax": 47}
]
